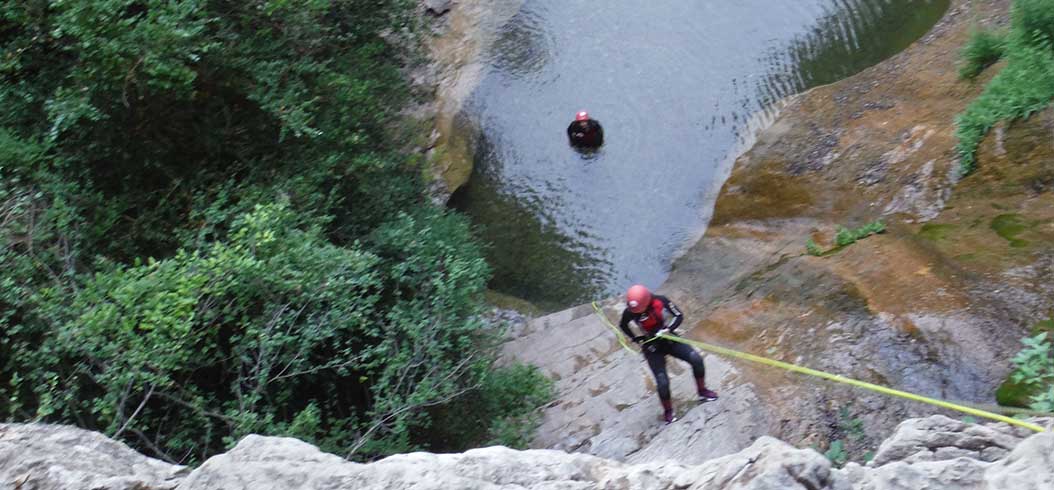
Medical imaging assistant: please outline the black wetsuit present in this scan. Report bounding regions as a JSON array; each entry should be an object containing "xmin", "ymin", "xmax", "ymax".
[
  {"xmin": 567, "ymin": 119, "xmax": 604, "ymax": 148},
  {"xmin": 619, "ymin": 295, "xmax": 707, "ymax": 402}
]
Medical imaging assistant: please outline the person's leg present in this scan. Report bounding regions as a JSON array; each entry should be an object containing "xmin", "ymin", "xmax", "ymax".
[
  {"xmin": 668, "ymin": 341, "xmax": 718, "ymax": 400},
  {"xmin": 644, "ymin": 348, "xmax": 675, "ymax": 422}
]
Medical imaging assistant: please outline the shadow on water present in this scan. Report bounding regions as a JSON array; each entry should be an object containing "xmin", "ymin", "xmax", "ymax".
[
  {"xmin": 452, "ymin": 0, "xmax": 950, "ymax": 312},
  {"xmin": 759, "ymin": 0, "xmax": 951, "ymax": 104},
  {"xmin": 450, "ymin": 134, "xmax": 609, "ymax": 312}
]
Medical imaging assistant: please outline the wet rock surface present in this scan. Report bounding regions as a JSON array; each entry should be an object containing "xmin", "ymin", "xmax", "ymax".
[
  {"xmin": 661, "ymin": 0, "xmax": 1051, "ymax": 457},
  {"xmin": 500, "ymin": 301, "xmax": 768, "ymax": 465},
  {"xmin": 3, "ymin": 417, "xmax": 1050, "ymax": 489},
  {"xmin": 420, "ymin": 0, "xmax": 525, "ymax": 200}
]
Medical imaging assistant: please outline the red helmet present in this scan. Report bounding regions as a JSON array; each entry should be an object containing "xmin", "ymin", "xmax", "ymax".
[
  {"xmin": 575, "ymin": 111, "xmax": 590, "ymax": 121},
  {"xmin": 626, "ymin": 285, "xmax": 652, "ymax": 313}
]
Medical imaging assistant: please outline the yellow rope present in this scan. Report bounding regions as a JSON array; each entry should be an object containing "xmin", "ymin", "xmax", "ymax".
[
  {"xmin": 590, "ymin": 303, "xmax": 1046, "ymax": 433},
  {"xmin": 592, "ymin": 301, "xmax": 639, "ymax": 354}
]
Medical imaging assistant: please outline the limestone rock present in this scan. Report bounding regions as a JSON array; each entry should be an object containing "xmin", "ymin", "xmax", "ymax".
[
  {"xmin": 841, "ymin": 458, "xmax": 989, "ymax": 490},
  {"xmin": 0, "ymin": 424, "xmax": 185, "ymax": 490},
  {"xmin": 984, "ymin": 430, "xmax": 1054, "ymax": 490},
  {"xmin": 181, "ymin": 433, "xmax": 846, "ymax": 490},
  {"xmin": 690, "ymin": 436, "xmax": 850, "ymax": 490},
  {"xmin": 424, "ymin": 0, "xmax": 453, "ymax": 16},
  {"xmin": 868, "ymin": 415, "xmax": 1031, "ymax": 466},
  {"xmin": 2, "ymin": 417, "xmax": 1051, "ymax": 490},
  {"xmin": 501, "ymin": 301, "xmax": 768, "ymax": 465},
  {"xmin": 175, "ymin": 435, "xmax": 361, "ymax": 490}
]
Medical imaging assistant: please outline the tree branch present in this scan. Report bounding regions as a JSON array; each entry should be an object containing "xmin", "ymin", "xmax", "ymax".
[{"xmin": 113, "ymin": 384, "xmax": 155, "ymax": 439}]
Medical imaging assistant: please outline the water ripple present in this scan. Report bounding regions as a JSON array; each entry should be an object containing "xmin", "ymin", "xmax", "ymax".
[{"xmin": 453, "ymin": 0, "xmax": 950, "ymax": 311}]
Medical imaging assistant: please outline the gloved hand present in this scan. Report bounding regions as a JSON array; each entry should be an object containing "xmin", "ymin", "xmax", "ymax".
[
  {"xmin": 632, "ymin": 335, "xmax": 648, "ymax": 344},
  {"xmin": 656, "ymin": 328, "xmax": 671, "ymax": 337}
]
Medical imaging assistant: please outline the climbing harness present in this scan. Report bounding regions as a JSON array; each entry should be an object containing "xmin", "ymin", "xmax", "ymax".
[{"xmin": 591, "ymin": 301, "xmax": 1048, "ymax": 433}]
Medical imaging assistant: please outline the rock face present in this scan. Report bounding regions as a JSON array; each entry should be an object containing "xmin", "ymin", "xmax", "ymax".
[
  {"xmin": 0, "ymin": 423, "xmax": 186, "ymax": 490},
  {"xmin": 500, "ymin": 302, "xmax": 769, "ymax": 465},
  {"xmin": 423, "ymin": 0, "xmax": 453, "ymax": 16},
  {"xmin": 421, "ymin": 0, "xmax": 526, "ymax": 200},
  {"xmin": 1, "ymin": 417, "xmax": 1051, "ymax": 489}
]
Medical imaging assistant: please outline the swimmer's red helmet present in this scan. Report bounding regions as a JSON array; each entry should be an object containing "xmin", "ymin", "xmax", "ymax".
[{"xmin": 575, "ymin": 111, "xmax": 590, "ymax": 121}]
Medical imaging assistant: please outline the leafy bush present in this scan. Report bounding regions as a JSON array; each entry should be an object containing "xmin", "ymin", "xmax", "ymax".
[
  {"xmin": 1, "ymin": 0, "xmax": 554, "ymax": 464},
  {"xmin": 422, "ymin": 363, "xmax": 554, "ymax": 451},
  {"xmin": 959, "ymin": 29, "xmax": 1007, "ymax": 80},
  {"xmin": 1009, "ymin": 332, "xmax": 1054, "ymax": 412},
  {"xmin": 835, "ymin": 220, "xmax": 886, "ymax": 247},
  {"xmin": 7, "ymin": 203, "xmax": 501, "ymax": 462},
  {"xmin": 824, "ymin": 440, "xmax": 848, "ymax": 466},
  {"xmin": 956, "ymin": 0, "xmax": 1054, "ymax": 174},
  {"xmin": 1016, "ymin": 0, "xmax": 1054, "ymax": 45},
  {"xmin": 806, "ymin": 220, "xmax": 885, "ymax": 255},
  {"xmin": 1, "ymin": 0, "xmax": 410, "ymax": 259}
]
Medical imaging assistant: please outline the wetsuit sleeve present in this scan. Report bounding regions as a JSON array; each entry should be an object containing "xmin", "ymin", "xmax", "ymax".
[
  {"xmin": 618, "ymin": 309, "xmax": 636, "ymax": 340},
  {"xmin": 567, "ymin": 122, "xmax": 576, "ymax": 139},
  {"xmin": 657, "ymin": 296, "xmax": 683, "ymax": 331},
  {"xmin": 590, "ymin": 120, "xmax": 604, "ymax": 146}
]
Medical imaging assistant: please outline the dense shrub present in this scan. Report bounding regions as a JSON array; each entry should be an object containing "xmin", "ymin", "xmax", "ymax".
[
  {"xmin": 958, "ymin": 29, "xmax": 1007, "ymax": 80},
  {"xmin": 421, "ymin": 363, "xmax": 554, "ymax": 452},
  {"xmin": 1009, "ymin": 332, "xmax": 1054, "ymax": 412},
  {"xmin": 1016, "ymin": 0, "xmax": 1054, "ymax": 46},
  {"xmin": 0, "ymin": 0, "xmax": 410, "ymax": 258},
  {"xmin": 1, "ymin": 0, "xmax": 552, "ymax": 463},
  {"xmin": 956, "ymin": 0, "xmax": 1054, "ymax": 174}
]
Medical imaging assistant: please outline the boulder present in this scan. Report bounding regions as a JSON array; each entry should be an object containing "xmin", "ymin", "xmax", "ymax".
[
  {"xmin": 868, "ymin": 415, "xmax": 1034, "ymax": 466},
  {"xmin": 0, "ymin": 424, "xmax": 185, "ymax": 490},
  {"xmin": 984, "ymin": 430, "xmax": 1054, "ymax": 490},
  {"xmin": 175, "ymin": 435, "xmax": 361, "ymax": 490}
]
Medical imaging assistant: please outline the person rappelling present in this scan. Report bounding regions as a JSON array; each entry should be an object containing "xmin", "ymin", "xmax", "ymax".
[
  {"xmin": 567, "ymin": 110, "xmax": 604, "ymax": 149},
  {"xmin": 619, "ymin": 285, "xmax": 719, "ymax": 424}
]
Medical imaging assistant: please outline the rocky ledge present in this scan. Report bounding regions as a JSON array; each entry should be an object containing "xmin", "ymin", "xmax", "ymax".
[{"xmin": 2, "ymin": 416, "xmax": 1050, "ymax": 489}]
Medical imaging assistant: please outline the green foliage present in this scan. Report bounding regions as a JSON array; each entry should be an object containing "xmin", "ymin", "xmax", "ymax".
[
  {"xmin": 917, "ymin": 223, "xmax": 956, "ymax": 241},
  {"xmin": 996, "ymin": 373, "xmax": 1038, "ymax": 408},
  {"xmin": 959, "ymin": 29, "xmax": 1007, "ymax": 80},
  {"xmin": 477, "ymin": 364, "xmax": 553, "ymax": 448},
  {"xmin": 1009, "ymin": 332, "xmax": 1054, "ymax": 412},
  {"xmin": 1016, "ymin": 0, "xmax": 1054, "ymax": 45},
  {"xmin": 822, "ymin": 405, "xmax": 871, "ymax": 467},
  {"xmin": 990, "ymin": 213, "xmax": 1031, "ymax": 247},
  {"xmin": 805, "ymin": 239, "xmax": 824, "ymax": 257},
  {"xmin": 0, "ymin": 0, "xmax": 554, "ymax": 464},
  {"xmin": 956, "ymin": 0, "xmax": 1054, "ymax": 174},
  {"xmin": 824, "ymin": 439, "xmax": 848, "ymax": 466},
  {"xmin": 423, "ymin": 363, "xmax": 554, "ymax": 451},
  {"xmin": 21, "ymin": 203, "xmax": 386, "ymax": 459},
  {"xmin": 1, "ymin": 0, "xmax": 411, "ymax": 259},
  {"xmin": 834, "ymin": 221, "xmax": 886, "ymax": 247},
  {"xmin": 805, "ymin": 220, "xmax": 885, "ymax": 255},
  {"xmin": 8, "ymin": 203, "xmax": 515, "ymax": 463}
]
